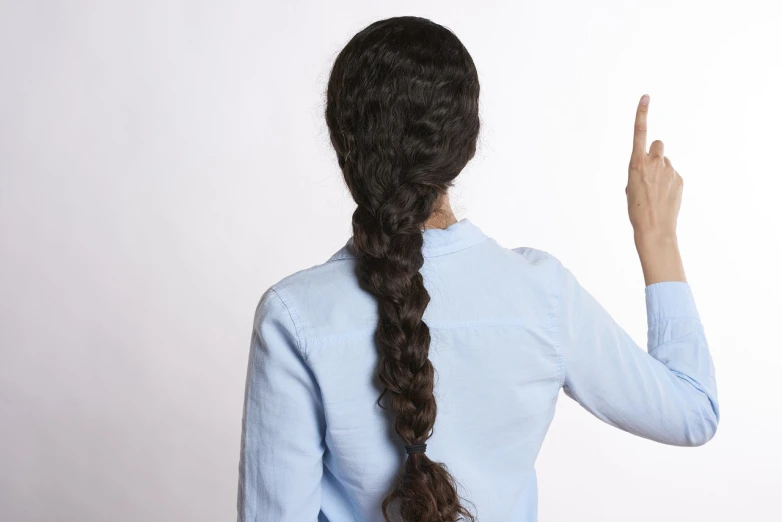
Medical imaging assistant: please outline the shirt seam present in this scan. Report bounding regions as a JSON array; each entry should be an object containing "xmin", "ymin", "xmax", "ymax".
[
  {"xmin": 308, "ymin": 321, "xmax": 557, "ymax": 347},
  {"xmin": 267, "ymin": 288, "xmax": 328, "ymax": 469},
  {"xmin": 269, "ymin": 287, "xmax": 309, "ymax": 360},
  {"xmin": 552, "ymin": 260, "xmax": 566, "ymax": 388},
  {"xmin": 326, "ymin": 236, "xmax": 490, "ymax": 262}
]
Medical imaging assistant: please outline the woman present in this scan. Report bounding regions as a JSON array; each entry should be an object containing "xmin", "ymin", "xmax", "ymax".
[{"xmin": 237, "ymin": 15, "xmax": 719, "ymax": 522}]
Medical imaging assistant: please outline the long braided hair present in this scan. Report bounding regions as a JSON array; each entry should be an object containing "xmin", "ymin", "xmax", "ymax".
[{"xmin": 324, "ymin": 16, "xmax": 481, "ymax": 522}]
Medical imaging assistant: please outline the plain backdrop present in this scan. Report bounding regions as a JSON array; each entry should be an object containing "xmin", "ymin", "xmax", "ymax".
[{"xmin": 1, "ymin": 1, "xmax": 780, "ymax": 521}]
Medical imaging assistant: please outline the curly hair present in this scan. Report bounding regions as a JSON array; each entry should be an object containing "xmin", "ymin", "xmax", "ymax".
[{"xmin": 324, "ymin": 15, "xmax": 481, "ymax": 522}]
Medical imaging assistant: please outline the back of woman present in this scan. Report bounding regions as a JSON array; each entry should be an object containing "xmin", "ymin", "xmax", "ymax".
[{"xmin": 237, "ymin": 15, "xmax": 718, "ymax": 522}]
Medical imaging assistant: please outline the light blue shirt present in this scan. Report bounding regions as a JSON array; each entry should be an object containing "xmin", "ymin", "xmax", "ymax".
[{"xmin": 237, "ymin": 217, "xmax": 719, "ymax": 521}]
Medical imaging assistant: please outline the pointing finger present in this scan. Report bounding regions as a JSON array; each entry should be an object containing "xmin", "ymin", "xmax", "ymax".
[{"xmin": 633, "ymin": 94, "xmax": 650, "ymax": 160}]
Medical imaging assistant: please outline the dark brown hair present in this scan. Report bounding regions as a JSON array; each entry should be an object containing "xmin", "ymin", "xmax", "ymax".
[{"xmin": 324, "ymin": 16, "xmax": 480, "ymax": 522}]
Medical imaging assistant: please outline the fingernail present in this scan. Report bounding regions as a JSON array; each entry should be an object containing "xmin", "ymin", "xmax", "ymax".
[{"xmin": 641, "ymin": 94, "xmax": 650, "ymax": 105}]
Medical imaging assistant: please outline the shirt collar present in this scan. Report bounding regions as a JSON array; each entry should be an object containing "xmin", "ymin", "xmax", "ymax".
[{"xmin": 327, "ymin": 217, "xmax": 488, "ymax": 262}]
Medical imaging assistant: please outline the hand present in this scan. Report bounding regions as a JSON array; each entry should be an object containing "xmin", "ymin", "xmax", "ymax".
[
  {"xmin": 626, "ymin": 94, "xmax": 687, "ymax": 285},
  {"xmin": 626, "ymin": 94, "xmax": 683, "ymax": 245}
]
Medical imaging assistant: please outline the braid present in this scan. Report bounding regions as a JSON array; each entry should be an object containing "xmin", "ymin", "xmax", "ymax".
[
  {"xmin": 325, "ymin": 15, "xmax": 481, "ymax": 521},
  {"xmin": 351, "ymin": 183, "xmax": 475, "ymax": 522}
]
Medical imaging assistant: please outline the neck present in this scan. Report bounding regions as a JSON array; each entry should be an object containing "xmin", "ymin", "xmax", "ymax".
[{"xmin": 423, "ymin": 192, "xmax": 457, "ymax": 230}]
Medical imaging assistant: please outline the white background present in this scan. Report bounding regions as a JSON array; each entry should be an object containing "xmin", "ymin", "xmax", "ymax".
[{"xmin": 1, "ymin": 1, "xmax": 780, "ymax": 521}]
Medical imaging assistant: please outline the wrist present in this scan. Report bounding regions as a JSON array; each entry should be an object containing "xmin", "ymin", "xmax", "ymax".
[
  {"xmin": 634, "ymin": 230, "xmax": 678, "ymax": 250},
  {"xmin": 633, "ymin": 232, "xmax": 686, "ymax": 285}
]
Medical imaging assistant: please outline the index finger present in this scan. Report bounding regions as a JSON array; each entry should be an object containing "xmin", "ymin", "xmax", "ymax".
[{"xmin": 633, "ymin": 94, "xmax": 650, "ymax": 159}]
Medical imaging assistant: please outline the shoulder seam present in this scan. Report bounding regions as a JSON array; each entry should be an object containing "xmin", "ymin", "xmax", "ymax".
[
  {"xmin": 550, "ymin": 257, "xmax": 566, "ymax": 388},
  {"xmin": 511, "ymin": 245, "xmax": 554, "ymax": 257},
  {"xmin": 511, "ymin": 246, "xmax": 565, "ymax": 387},
  {"xmin": 268, "ymin": 287, "xmax": 308, "ymax": 360}
]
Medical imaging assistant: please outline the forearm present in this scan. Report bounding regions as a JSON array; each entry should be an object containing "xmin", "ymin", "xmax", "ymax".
[{"xmin": 635, "ymin": 233, "xmax": 687, "ymax": 286}]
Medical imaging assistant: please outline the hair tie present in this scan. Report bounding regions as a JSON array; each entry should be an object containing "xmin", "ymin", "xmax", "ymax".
[{"xmin": 405, "ymin": 443, "xmax": 427, "ymax": 455}]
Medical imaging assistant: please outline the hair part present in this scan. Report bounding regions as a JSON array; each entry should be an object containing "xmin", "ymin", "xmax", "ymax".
[{"xmin": 325, "ymin": 15, "xmax": 480, "ymax": 522}]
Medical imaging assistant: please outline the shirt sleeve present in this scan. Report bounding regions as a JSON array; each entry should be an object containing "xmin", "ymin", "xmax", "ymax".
[
  {"xmin": 554, "ymin": 258, "xmax": 720, "ymax": 446},
  {"xmin": 237, "ymin": 286, "xmax": 326, "ymax": 521}
]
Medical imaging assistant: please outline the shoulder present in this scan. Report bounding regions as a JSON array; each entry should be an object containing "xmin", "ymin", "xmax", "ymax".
[
  {"xmin": 508, "ymin": 245, "xmax": 568, "ymax": 275},
  {"xmin": 254, "ymin": 247, "xmax": 368, "ymax": 356},
  {"xmin": 268, "ymin": 250, "xmax": 360, "ymax": 305},
  {"xmin": 254, "ymin": 285, "xmax": 299, "ymax": 340},
  {"xmin": 506, "ymin": 245, "xmax": 573, "ymax": 296},
  {"xmin": 510, "ymin": 246, "xmax": 557, "ymax": 264}
]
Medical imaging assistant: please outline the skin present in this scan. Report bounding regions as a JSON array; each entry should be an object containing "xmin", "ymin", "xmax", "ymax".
[
  {"xmin": 426, "ymin": 93, "xmax": 686, "ymax": 287},
  {"xmin": 422, "ymin": 192, "xmax": 458, "ymax": 230},
  {"xmin": 627, "ymin": 94, "xmax": 687, "ymax": 286}
]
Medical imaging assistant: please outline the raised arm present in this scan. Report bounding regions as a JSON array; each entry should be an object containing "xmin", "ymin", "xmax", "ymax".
[
  {"xmin": 556, "ymin": 94, "xmax": 719, "ymax": 446},
  {"xmin": 555, "ymin": 259, "xmax": 719, "ymax": 446}
]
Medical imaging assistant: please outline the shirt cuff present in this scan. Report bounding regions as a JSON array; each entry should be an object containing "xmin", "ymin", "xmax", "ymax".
[{"xmin": 645, "ymin": 281, "xmax": 701, "ymax": 325}]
